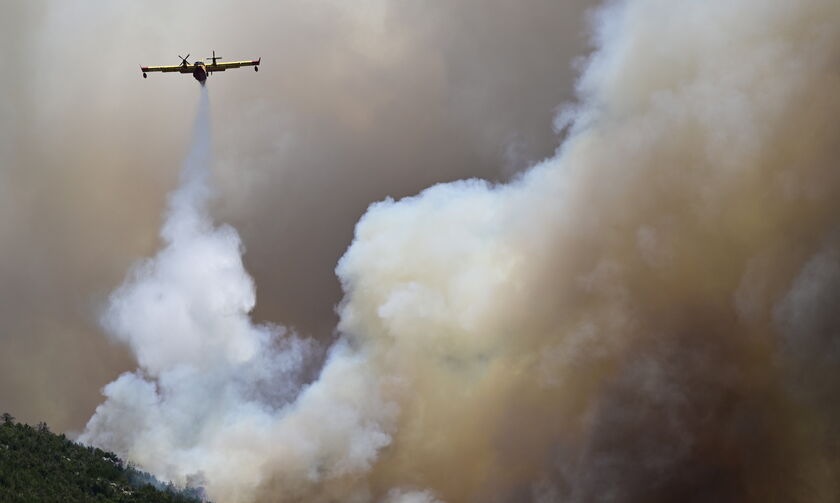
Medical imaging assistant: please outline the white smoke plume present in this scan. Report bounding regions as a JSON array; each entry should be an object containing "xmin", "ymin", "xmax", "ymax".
[
  {"xmin": 81, "ymin": 89, "xmax": 400, "ymax": 502},
  {"xmin": 83, "ymin": 0, "xmax": 840, "ymax": 502}
]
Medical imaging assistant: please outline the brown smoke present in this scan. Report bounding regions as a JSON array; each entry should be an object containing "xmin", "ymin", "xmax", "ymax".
[{"xmin": 262, "ymin": 0, "xmax": 840, "ymax": 500}]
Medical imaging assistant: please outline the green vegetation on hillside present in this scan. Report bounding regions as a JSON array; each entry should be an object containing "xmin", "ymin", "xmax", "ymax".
[{"xmin": 0, "ymin": 413, "xmax": 207, "ymax": 502}]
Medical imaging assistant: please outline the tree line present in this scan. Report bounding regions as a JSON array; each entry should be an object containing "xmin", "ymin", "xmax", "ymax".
[{"xmin": 0, "ymin": 412, "xmax": 209, "ymax": 502}]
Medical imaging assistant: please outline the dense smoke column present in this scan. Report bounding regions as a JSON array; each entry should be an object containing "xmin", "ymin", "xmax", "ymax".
[
  {"xmin": 331, "ymin": 0, "xmax": 840, "ymax": 502},
  {"xmin": 84, "ymin": 1, "xmax": 840, "ymax": 502}
]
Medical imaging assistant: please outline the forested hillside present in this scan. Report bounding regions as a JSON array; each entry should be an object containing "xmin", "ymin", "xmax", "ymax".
[{"xmin": 0, "ymin": 413, "xmax": 207, "ymax": 502}]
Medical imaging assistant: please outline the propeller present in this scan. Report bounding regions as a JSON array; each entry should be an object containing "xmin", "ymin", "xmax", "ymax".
[
  {"xmin": 206, "ymin": 50, "xmax": 222, "ymax": 65},
  {"xmin": 178, "ymin": 54, "xmax": 191, "ymax": 66}
]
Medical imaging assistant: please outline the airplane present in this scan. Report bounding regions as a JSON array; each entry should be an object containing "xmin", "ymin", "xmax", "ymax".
[{"xmin": 140, "ymin": 51, "xmax": 260, "ymax": 85}]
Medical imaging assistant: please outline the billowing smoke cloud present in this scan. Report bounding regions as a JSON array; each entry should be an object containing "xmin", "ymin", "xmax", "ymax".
[
  {"xmin": 80, "ymin": 90, "xmax": 396, "ymax": 502},
  {"xmin": 328, "ymin": 0, "xmax": 840, "ymax": 499},
  {"xmin": 78, "ymin": 0, "xmax": 840, "ymax": 502}
]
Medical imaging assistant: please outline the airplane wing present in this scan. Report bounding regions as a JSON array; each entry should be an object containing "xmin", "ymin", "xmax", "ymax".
[
  {"xmin": 206, "ymin": 59, "xmax": 260, "ymax": 72},
  {"xmin": 141, "ymin": 65, "xmax": 192, "ymax": 74}
]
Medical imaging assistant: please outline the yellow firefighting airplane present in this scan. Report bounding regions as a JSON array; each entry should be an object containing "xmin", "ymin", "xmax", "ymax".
[{"xmin": 140, "ymin": 51, "xmax": 260, "ymax": 85}]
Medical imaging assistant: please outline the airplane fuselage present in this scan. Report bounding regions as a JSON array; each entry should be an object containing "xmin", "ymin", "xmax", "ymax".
[{"xmin": 192, "ymin": 62, "xmax": 207, "ymax": 85}]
